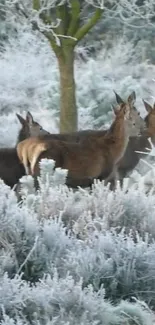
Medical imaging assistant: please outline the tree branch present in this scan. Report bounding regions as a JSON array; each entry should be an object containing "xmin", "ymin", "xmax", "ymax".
[
  {"xmin": 32, "ymin": 0, "xmax": 62, "ymax": 55},
  {"xmin": 74, "ymin": 8, "xmax": 103, "ymax": 43},
  {"xmin": 33, "ymin": 0, "xmax": 53, "ymax": 25},
  {"xmin": 67, "ymin": 0, "xmax": 80, "ymax": 36},
  {"xmin": 56, "ymin": 4, "xmax": 70, "ymax": 35},
  {"xmin": 42, "ymin": 30, "xmax": 64, "ymax": 58}
]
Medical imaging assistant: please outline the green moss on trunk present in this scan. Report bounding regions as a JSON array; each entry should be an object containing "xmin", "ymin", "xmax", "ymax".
[{"xmin": 58, "ymin": 47, "xmax": 77, "ymax": 133}]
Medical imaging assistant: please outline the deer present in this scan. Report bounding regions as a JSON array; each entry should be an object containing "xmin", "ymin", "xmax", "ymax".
[
  {"xmin": 16, "ymin": 99, "xmax": 145, "ymax": 188},
  {"xmin": 108, "ymin": 98, "xmax": 155, "ymax": 188},
  {"xmin": 16, "ymin": 91, "xmax": 146, "ymax": 188},
  {"xmin": 16, "ymin": 136, "xmax": 96, "ymax": 188},
  {"xmin": 26, "ymin": 92, "xmax": 142, "ymax": 145},
  {"xmin": 0, "ymin": 111, "xmax": 49, "ymax": 188}
]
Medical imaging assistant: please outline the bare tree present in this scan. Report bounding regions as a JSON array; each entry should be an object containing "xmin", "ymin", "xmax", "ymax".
[{"xmin": 2, "ymin": 0, "xmax": 155, "ymax": 132}]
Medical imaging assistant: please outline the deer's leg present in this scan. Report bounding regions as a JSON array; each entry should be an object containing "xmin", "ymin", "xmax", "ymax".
[
  {"xmin": 66, "ymin": 175, "xmax": 94, "ymax": 188},
  {"xmin": 30, "ymin": 146, "xmax": 42, "ymax": 176},
  {"xmin": 31, "ymin": 156, "xmax": 38, "ymax": 176},
  {"xmin": 31, "ymin": 146, "xmax": 48, "ymax": 175},
  {"xmin": 22, "ymin": 153, "xmax": 30, "ymax": 175},
  {"xmin": 23, "ymin": 163, "xmax": 29, "ymax": 175},
  {"xmin": 116, "ymin": 168, "xmax": 127, "ymax": 188},
  {"xmin": 33, "ymin": 176, "xmax": 39, "ymax": 191},
  {"xmin": 98, "ymin": 162, "xmax": 114, "ymax": 183},
  {"xmin": 104, "ymin": 165, "xmax": 120, "ymax": 190}
]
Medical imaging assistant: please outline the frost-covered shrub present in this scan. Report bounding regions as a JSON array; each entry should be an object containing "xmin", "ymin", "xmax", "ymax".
[
  {"xmin": 0, "ymin": 272, "xmax": 153, "ymax": 325},
  {"xmin": 1, "ymin": 161, "xmax": 155, "ymax": 310},
  {"xmin": 125, "ymin": 138, "xmax": 155, "ymax": 195},
  {"xmin": 53, "ymin": 179, "xmax": 155, "ymax": 241},
  {"xmin": 65, "ymin": 230, "xmax": 155, "ymax": 306},
  {"xmin": 17, "ymin": 160, "xmax": 155, "ymax": 241},
  {"xmin": 0, "ymin": 183, "xmax": 73, "ymax": 281},
  {"xmin": 0, "ymin": 27, "xmax": 59, "ymax": 113}
]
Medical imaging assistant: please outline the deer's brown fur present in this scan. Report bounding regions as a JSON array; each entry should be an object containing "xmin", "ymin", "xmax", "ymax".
[
  {"xmin": 109, "ymin": 100, "xmax": 155, "ymax": 187},
  {"xmin": 17, "ymin": 101, "xmax": 143, "ymax": 186},
  {"xmin": 17, "ymin": 91, "xmax": 146, "ymax": 188},
  {"xmin": 35, "ymin": 91, "xmax": 144, "ymax": 145},
  {"xmin": 0, "ymin": 111, "xmax": 49, "ymax": 188},
  {"xmin": 17, "ymin": 137, "xmax": 47, "ymax": 175}
]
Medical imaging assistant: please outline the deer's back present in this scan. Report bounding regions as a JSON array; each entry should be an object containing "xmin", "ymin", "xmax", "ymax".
[
  {"xmin": 0, "ymin": 148, "xmax": 25, "ymax": 188},
  {"xmin": 33, "ymin": 137, "xmax": 114, "ymax": 182},
  {"xmin": 39, "ymin": 129, "xmax": 107, "ymax": 143}
]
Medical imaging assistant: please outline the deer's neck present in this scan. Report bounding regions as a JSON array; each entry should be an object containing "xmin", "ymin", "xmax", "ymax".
[
  {"xmin": 105, "ymin": 116, "xmax": 129, "ymax": 164},
  {"xmin": 16, "ymin": 129, "xmax": 29, "ymax": 145}
]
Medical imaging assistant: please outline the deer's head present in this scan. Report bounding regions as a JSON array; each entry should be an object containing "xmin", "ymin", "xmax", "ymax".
[
  {"xmin": 143, "ymin": 100, "xmax": 155, "ymax": 137},
  {"xmin": 114, "ymin": 90, "xmax": 146, "ymax": 136},
  {"xmin": 16, "ymin": 111, "xmax": 50, "ymax": 143}
]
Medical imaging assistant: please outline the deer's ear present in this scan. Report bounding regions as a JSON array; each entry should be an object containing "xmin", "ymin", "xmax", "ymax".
[
  {"xmin": 26, "ymin": 111, "xmax": 34, "ymax": 126},
  {"xmin": 120, "ymin": 103, "xmax": 130, "ymax": 119},
  {"xmin": 16, "ymin": 113, "xmax": 25, "ymax": 126},
  {"xmin": 113, "ymin": 90, "xmax": 125, "ymax": 105},
  {"xmin": 111, "ymin": 104, "xmax": 119, "ymax": 115},
  {"xmin": 128, "ymin": 91, "xmax": 136, "ymax": 105},
  {"xmin": 143, "ymin": 99, "xmax": 152, "ymax": 113}
]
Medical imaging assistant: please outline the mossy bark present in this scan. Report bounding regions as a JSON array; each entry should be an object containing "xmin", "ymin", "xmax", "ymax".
[{"xmin": 58, "ymin": 47, "xmax": 77, "ymax": 133}]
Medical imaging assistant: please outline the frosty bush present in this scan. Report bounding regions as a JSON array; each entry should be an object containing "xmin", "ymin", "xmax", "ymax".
[
  {"xmin": 17, "ymin": 160, "xmax": 155, "ymax": 241},
  {"xmin": 0, "ymin": 26, "xmax": 59, "ymax": 113},
  {"xmin": 65, "ymin": 230, "xmax": 155, "ymax": 306},
  {"xmin": 0, "ymin": 159, "xmax": 155, "ymax": 312},
  {"xmin": 125, "ymin": 138, "xmax": 155, "ymax": 195},
  {"xmin": 0, "ymin": 272, "xmax": 154, "ymax": 325},
  {"xmin": 0, "ymin": 113, "xmax": 20, "ymax": 147}
]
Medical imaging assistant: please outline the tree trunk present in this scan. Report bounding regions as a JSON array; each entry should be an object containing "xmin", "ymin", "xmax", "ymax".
[{"xmin": 58, "ymin": 47, "xmax": 77, "ymax": 133}]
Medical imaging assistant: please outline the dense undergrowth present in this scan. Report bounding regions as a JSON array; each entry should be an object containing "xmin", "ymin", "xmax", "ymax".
[{"xmin": 0, "ymin": 161, "xmax": 154, "ymax": 324}]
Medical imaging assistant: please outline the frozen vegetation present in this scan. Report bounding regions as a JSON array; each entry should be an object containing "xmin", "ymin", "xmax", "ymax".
[
  {"xmin": 0, "ymin": 4, "xmax": 155, "ymax": 324},
  {"xmin": 0, "ymin": 161, "xmax": 155, "ymax": 324}
]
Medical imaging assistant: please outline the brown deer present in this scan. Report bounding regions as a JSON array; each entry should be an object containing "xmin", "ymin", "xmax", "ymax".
[
  {"xmin": 108, "ymin": 99, "xmax": 155, "ymax": 187},
  {"xmin": 17, "ymin": 100, "xmax": 145, "ymax": 187},
  {"xmin": 30, "ymin": 92, "xmax": 143, "ymax": 144},
  {"xmin": 16, "ymin": 137, "xmax": 95, "ymax": 187},
  {"xmin": 0, "ymin": 111, "xmax": 49, "ymax": 188},
  {"xmin": 16, "ymin": 91, "xmax": 146, "ymax": 188}
]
